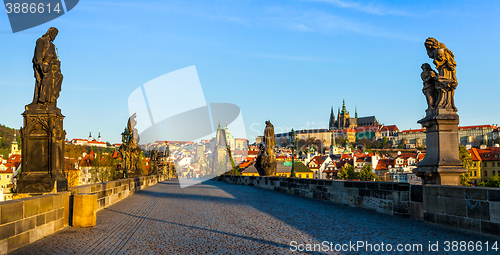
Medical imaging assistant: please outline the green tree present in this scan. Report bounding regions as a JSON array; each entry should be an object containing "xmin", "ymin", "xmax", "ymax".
[
  {"xmin": 338, "ymin": 164, "xmax": 358, "ymax": 180},
  {"xmin": 459, "ymin": 145, "xmax": 473, "ymax": 186},
  {"xmin": 382, "ymin": 137, "xmax": 388, "ymax": 146},
  {"xmin": 359, "ymin": 163, "xmax": 377, "ymax": 181},
  {"xmin": 479, "ymin": 175, "xmax": 500, "ymax": 187},
  {"xmin": 90, "ymin": 153, "xmax": 116, "ymax": 183},
  {"xmin": 337, "ymin": 168, "xmax": 349, "ymax": 179}
]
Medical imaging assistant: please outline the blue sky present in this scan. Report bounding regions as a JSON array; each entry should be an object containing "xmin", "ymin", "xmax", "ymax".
[{"xmin": 1, "ymin": 0, "xmax": 499, "ymax": 144}]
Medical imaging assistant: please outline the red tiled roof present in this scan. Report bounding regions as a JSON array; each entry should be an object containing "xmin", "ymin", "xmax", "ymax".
[
  {"xmin": 474, "ymin": 147, "xmax": 500, "ymax": 161},
  {"xmin": 381, "ymin": 125, "xmax": 399, "ymax": 132},
  {"xmin": 469, "ymin": 148, "xmax": 481, "ymax": 161},
  {"xmin": 458, "ymin": 125, "xmax": 496, "ymax": 130},
  {"xmin": 376, "ymin": 159, "xmax": 395, "ymax": 170}
]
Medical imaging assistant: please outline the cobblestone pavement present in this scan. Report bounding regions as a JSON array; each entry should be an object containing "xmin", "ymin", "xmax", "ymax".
[{"xmin": 13, "ymin": 179, "xmax": 500, "ymax": 255}]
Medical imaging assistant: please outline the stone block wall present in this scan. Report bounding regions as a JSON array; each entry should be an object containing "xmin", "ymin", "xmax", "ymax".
[
  {"xmin": 221, "ymin": 175, "xmax": 500, "ymax": 238},
  {"xmin": 0, "ymin": 174, "xmax": 167, "ymax": 254},
  {"xmin": 0, "ymin": 192, "xmax": 70, "ymax": 254},
  {"xmin": 69, "ymin": 175, "xmax": 166, "ymax": 211},
  {"xmin": 222, "ymin": 175, "xmax": 422, "ymax": 217},
  {"xmin": 423, "ymin": 185, "xmax": 500, "ymax": 237}
]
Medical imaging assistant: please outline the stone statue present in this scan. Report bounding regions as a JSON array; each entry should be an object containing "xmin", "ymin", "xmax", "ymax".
[
  {"xmin": 32, "ymin": 27, "xmax": 63, "ymax": 106},
  {"xmin": 423, "ymin": 37, "xmax": 457, "ymax": 111},
  {"xmin": 120, "ymin": 113, "xmax": 143, "ymax": 177},
  {"xmin": 18, "ymin": 27, "xmax": 68, "ymax": 193},
  {"xmin": 255, "ymin": 120, "xmax": 277, "ymax": 176},
  {"xmin": 421, "ymin": 63, "xmax": 437, "ymax": 110},
  {"xmin": 127, "ymin": 112, "xmax": 140, "ymax": 145},
  {"xmin": 415, "ymin": 38, "xmax": 466, "ymax": 185}
]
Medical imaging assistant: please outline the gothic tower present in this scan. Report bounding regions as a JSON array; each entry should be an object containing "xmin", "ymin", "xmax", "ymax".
[{"xmin": 329, "ymin": 107, "xmax": 335, "ymax": 130}]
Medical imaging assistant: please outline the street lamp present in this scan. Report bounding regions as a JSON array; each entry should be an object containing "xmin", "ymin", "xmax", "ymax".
[{"xmin": 121, "ymin": 127, "xmax": 130, "ymax": 179}]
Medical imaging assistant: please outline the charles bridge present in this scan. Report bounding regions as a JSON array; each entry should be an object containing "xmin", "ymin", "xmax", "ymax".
[
  {"xmin": 1, "ymin": 175, "xmax": 500, "ymax": 254},
  {"xmin": 2, "ymin": 28, "xmax": 499, "ymax": 254}
]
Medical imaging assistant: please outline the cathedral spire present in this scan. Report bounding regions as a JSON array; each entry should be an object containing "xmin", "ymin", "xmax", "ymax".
[
  {"xmin": 355, "ymin": 106, "xmax": 358, "ymax": 119},
  {"xmin": 329, "ymin": 107, "xmax": 335, "ymax": 130},
  {"xmin": 342, "ymin": 99, "xmax": 346, "ymax": 114}
]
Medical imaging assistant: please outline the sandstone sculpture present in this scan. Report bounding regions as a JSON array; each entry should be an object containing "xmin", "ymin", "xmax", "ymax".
[
  {"xmin": 255, "ymin": 120, "xmax": 277, "ymax": 176},
  {"xmin": 422, "ymin": 37, "xmax": 457, "ymax": 111},
  {"xmin": 415, "ymin": 38, "xmax": 466, "ymax": 185},
  {"xmin": 18, "ymin": 27, "xmax": 67, "ymax": 193}
]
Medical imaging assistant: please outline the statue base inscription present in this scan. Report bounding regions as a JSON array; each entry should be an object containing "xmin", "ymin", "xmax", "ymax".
[
  {"xmin": 414, "ymin": 113, "xmax": 467, "ymax": 185},
  {"xmin": 17, "ymin": 104, "xmax": 68, "ymax": 193}
]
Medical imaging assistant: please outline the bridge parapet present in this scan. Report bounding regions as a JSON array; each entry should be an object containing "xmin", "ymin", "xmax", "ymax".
[
  {"xmin": 0, "ymin": 175, "xmax": 168, "ymax": 254},
  {"xmin": 221, "ymin": 175, "xmax": 500, "ymax": 238}
]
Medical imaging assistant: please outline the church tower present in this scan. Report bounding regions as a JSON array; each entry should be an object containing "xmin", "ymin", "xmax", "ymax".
[
  {"xmin": 210, "ymin": 121, "xmax": 230, "ymax": 175},
  {"xmin": 11, "ymin": 131, "xmax": 21, "ymax": 155},
  {"xmin": 329, "ymin": 107, "xmax": 335, "ymax": 130}
]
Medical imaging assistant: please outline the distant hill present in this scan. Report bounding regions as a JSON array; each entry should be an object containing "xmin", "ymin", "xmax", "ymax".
[{"xmin": 0, "ymin": 124, "xmax": 20, "ymax": 158}]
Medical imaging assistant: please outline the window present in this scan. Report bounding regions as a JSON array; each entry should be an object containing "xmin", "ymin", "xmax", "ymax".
[
  {"xmin": 494, "ymin": 171, "xmax": 496, "ymax": 176},
  {"xmin": 484, "ymin": 162, "xmax": 488, "ymax": 167},
  {"xmin": 299, "ymin": 174, "xmax": 302, "ymax": 178},
  {"xmin": 498, "ymin": 162, "xmax": 500, "ymax": 167},
  {"xmin": 474, "ymin": 171, "xmax": 477, "ymax": 176},
  {"xmin": 485, "ymin": 171, "xmax": 488, "ymax": 177},
  {"xmin": 474, "ymin": 162, "xmax": 477, "ymax": 167},
  {"xmin": 6, "ymin": 175, "xmax": 9, "ymax": 179}
]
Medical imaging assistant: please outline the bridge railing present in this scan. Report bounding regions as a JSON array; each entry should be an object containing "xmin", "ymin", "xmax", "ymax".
[
  {"xmin": 221, "ymin": 175, "xmax": 500, "ymax": 238},
  {"xmin": 0, "ymin": 174, "xmax": 168, "ymax": 254}
]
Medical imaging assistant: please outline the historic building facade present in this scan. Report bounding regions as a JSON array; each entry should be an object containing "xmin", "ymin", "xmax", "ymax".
[{"xmin": 329, "ymin": 100, "xmax": 379, "ymax": 130}]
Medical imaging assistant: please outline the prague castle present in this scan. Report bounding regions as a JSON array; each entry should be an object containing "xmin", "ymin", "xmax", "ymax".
[{"xmin": 329, "ymin": 99, "xmax": 379, "ymax": 130}]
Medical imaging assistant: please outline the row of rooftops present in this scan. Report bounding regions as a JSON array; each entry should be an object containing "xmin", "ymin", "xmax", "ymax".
[
  {"xmin": 469, "ymin": 147, "xmax": 500, "ymax": 162},
  {"xmin": 0, "ymin": 154, "xmax": 21, "ymax": 174}
]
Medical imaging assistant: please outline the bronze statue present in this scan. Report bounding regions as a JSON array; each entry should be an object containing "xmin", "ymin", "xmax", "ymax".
[
  {"xmin": 423, "ymin": 37, "xmax": 457, "ymax": 111},
  {"xmin": 255, "ymin": 120, "xmax": 277, "ymax": 176},
  {"xmin": 32, "ymin": 27, "xmax": 63, "ymax": 106}
]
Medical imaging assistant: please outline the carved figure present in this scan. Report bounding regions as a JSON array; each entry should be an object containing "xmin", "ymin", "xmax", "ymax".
[
  {"xmin": 423, "ymin": 37, "xmax": 457, "ymax": 111},
  {"xmin": 421, "ymin": 63, "xmax": 437, "ymax": 110},
  {"xmin": 32, "ymin": 27, "xmax": 63, "ymax": 106},
  {"xmin": 255, "ymin": 120, "xmax": 277, "ymax": 176},
  {"xmin": 127, "ymin": 112, "xmax": 140, "ymax": 145},
  {"xmin": 119, "ymin": 113, "xmax": 143, "ymax": 177}
]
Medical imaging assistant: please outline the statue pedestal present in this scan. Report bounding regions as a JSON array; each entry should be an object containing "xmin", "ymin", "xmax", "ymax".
[
  {"xmin": 17, "ymin": 104, "xmax": 67, "ymax": 193},
  {"xmin": 414, "ymin": 110, "xmax": 467, "ymax": 185}
]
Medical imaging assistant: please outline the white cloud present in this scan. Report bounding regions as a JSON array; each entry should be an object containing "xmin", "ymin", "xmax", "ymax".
[{"xmin": 305, "ymin": 0, "xmax": 413, "ymax": 16}]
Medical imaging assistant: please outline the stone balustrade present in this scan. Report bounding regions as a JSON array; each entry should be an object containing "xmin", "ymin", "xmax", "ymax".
[
  {"xmin": 0, "ymin": 175, "xmax": 167, "ymax": 254},
  {"xmin": 221, "ymin": 175, "xmax": 500, "ymax": 238}
]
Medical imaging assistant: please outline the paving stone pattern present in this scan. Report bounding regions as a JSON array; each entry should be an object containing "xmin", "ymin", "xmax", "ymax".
[{"xmin": 12, "ymin": 179, "xmax": 500, "ymax": 254}]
